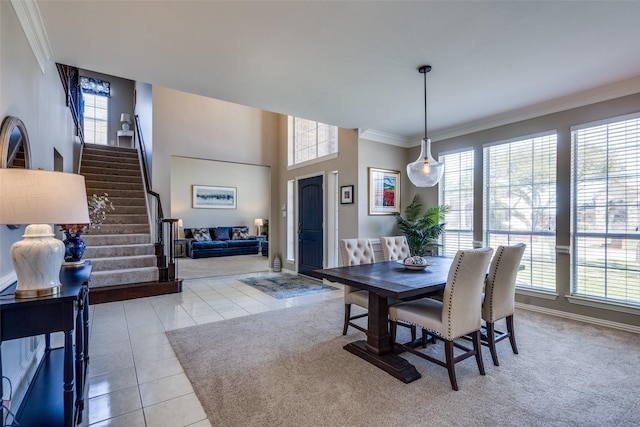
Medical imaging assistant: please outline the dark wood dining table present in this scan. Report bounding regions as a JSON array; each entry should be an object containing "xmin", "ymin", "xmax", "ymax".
[{"xmin": 314, "ymin": 257, "xmax": 453, "ymax": 383}]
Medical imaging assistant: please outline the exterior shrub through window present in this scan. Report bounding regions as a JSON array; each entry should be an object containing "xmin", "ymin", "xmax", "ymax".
[
  {"xmin": 483, "ymin": 132, "xmax": 557, "ymax": 291},
  {"xmin": 571, "ymin": 114, "xmax": 640, "ymax": 304}
]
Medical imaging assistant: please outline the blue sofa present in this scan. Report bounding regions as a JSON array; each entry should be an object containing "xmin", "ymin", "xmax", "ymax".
[{"xmin": 184, "ymin": 226, "xmax": 260, "ymax": 259}]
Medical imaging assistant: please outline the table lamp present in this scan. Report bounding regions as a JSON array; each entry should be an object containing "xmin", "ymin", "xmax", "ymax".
[
  {"xmin": 120, "ymin": 113, "xmax": 131, "ymax": 131},
  {"xmin": 177, "ymin": 218, "xmax": 184, "ymax": 238},
  {"xmin": 0, "ymin": 169, "xmax": 90, "ymax": 298},
  {"xmin": 254, "ymin": 218, "xmax": 263, "ymax": 235}
]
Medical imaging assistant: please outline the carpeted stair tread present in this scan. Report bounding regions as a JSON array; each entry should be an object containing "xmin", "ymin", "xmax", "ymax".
[
  {"xmin": 85, "ymin": 180, "xmax": 144, "ymax": 191},
  {"xmin": 82, "ymin": 233, "xmax": 152, "ymax": 245},
  {"xmin": 102, "ymin": 214, "xmax": 149, "ymax": 225},
  {"xmin": 84, "ymin": 243, "xmax": 155, "ymax": 258},
  {"xmin": 89, "ymin": 224, "xmax": 150, "ymax": 234},
  {"xmin": 83, "ymin": 173, "xmax": 143, "ymax": 184},
  {"xmin": 81, "ymin": 166, "xmax": 142, "ymax": 177},
  {"xmin": 100, "ymin": 197, "xmax": 146, "ymax": 207},
  {"xmin": 89, "ymin": 267, "xmax": 159, "ymax": 288},
  {"xmin": 88, "ymin": 255, "xmax": 157, "ymax": 271}
]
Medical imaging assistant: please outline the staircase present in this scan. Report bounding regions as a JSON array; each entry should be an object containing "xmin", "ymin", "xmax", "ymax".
[{"xmin": 79, "ymin": 144, "xmax": 159, "ymax": 292}]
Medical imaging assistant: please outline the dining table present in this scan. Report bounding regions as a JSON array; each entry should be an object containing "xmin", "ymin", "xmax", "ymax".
[{"xmin": 314, "ymin": 256, "xmax": 453, "ymax": 383}]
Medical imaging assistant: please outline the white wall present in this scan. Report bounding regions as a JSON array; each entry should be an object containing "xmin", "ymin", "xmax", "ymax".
[
  {"xmin": 170, "ymin": 156, "xmax": 270, "ymax": 230},
  {"xmin": 0, "ymin": 0, "xmax": 77, "ymax": 410}
]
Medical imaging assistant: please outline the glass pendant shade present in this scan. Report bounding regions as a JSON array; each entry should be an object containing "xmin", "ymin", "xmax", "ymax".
[{"xmin": 407, "ymin": 138, "xmax": 444, "ymax": 187}]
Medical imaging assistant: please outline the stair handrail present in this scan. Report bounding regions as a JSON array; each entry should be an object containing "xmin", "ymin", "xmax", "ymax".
[
  {"xmin": 56, "ymin": 63, "xmax": 84, "ymax": 144},
  {"xmin": 134, "ymin": 114, "xmax": 163, "ymax": 219}
]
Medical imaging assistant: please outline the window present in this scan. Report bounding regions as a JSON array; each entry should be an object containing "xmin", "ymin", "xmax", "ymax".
[
  {"xmin": 288, "ymin": 116, "xmax": 338, "ymax": 166},
  {"xmin": 571, "ymin": 115, "xmax": 640, "ymax": 305},
  {"xmin": 484, "ymin": 133, "xmax": 557, "ymax": 291},
  {"xmin": 80, "ymin": 76, "xmax": 110, "ymax": 145},
  {"xmin": 439, "ymin": 149, "xmax": 474, "ymax": 257},
  {"xmin": 82, "ymin": 93, "xmax": 108, "ymax": 144}
]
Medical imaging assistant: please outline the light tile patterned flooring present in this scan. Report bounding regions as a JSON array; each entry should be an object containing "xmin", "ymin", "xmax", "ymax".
[{"xmin": 81, "ymin": 272, "xmax": 343, "ymax": 426}]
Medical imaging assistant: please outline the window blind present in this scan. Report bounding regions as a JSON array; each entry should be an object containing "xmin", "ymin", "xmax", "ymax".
[
  {"xmin": 484, "ymin": 133, "xmax": 557, "ymax": 291},
  {"xmin": 82, "ymin": 93, "xmax": 108, "ymax": 145},
  {"xmin": 571, "ymin": 115, "xmax": 640, "ymax": 304},
  {"xmin": 288, "ymin": 117, "xmax": 338, "ymax": 166},
  {"xmin": 439, "ymin": 149, "xmax": 474, "ymax": 257}
]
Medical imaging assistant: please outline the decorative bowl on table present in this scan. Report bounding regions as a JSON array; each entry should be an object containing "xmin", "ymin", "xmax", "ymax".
[{"xmin": 398, "ymin": 256, "xmax": 433, "ymax": 270}]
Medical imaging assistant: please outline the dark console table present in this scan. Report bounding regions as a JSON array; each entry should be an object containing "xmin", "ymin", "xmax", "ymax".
[{"xmin": 1, "ymin": 261, "xmax": 91, "ymax": 427}]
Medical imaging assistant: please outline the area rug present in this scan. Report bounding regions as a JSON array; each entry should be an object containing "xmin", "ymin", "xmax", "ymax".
[
  {"xmin": 166, "ymin": 300, "xmax": 640, "ymax": 426},
  {"xmin": 238, "ymin": 274, "xmax": 338, "ymax": 299}
]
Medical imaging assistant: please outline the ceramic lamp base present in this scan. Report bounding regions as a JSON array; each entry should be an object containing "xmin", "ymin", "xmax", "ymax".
[{"xmin": 10, "ymin": 224, "xmax": 64, "ymax": 299}]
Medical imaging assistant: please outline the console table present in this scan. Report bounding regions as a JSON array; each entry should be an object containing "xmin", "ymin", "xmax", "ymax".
[{"xmin": 2, "ymin": 261, "xmax": 91, "ymax": 427}]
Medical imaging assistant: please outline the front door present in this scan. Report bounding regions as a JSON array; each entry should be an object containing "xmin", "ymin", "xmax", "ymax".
[{"xmin": 298, "ymin": 175, "xmax": 323, "ymax": 277}]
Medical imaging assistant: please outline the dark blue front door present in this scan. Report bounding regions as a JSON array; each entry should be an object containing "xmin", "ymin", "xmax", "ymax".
[{"xmin": 298, "ymin": 175, "xmax": 323, "ymax": 277}]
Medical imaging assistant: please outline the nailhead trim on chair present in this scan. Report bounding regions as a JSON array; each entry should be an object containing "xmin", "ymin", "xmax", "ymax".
[
  {"xmin": 484, "ymin": 246, "xmax": 505, "ymax": 320},
  {"xmin": 446, "ymin": 251, "xmax": 464, "ymax": 340}
]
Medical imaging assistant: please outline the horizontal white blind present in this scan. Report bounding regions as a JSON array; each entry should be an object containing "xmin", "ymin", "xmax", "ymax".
[
  {"xmin": 289, "ymin": 117, "xmax": 338, "ymax": 166},
  {"xmin": 439, "ymin": 149, "xmax": 474, "ymax": 257},
  {"xmin": 571, "ymin": 116, "xmax": 640, "ymax": 304},
  {"xmin": 83, "ymin": 93, "xmax": 108, "ymax": 145},
  {"xmin": 484, "ymin": 134, "xmax": 557, "ymax": 290}
]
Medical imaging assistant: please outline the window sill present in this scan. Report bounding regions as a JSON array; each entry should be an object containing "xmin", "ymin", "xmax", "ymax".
[
  {"xmin": 566, "ymin": 295, "xmax": 640, "ymax": 315},
  {"xmin": 516, "ymin": 287, "xmax": 559, "ymax": 300},
  {"xmin": 287, "ymin": 153, "xmax": 338, "ymax": 170}
]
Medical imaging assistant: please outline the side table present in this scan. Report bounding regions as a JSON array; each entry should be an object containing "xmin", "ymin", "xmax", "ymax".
[{"xmin": 175, "ymin": 238, "xmax": 187, "ymax": 258}]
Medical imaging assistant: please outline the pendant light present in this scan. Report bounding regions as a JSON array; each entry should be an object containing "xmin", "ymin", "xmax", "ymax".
[{"xmin": 407, "ymin": 65, "xmax": 444, "ymax": 187}]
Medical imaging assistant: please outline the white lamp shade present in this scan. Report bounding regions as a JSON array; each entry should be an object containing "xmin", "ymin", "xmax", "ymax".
[
  {"xmin": 0, "ymin": 169, "xmax": 90, "ymax": 225},
  {"xmin": 0, "ymin": 169, "xmax": 89, "ymax": 297},
  {"xmin": 407, "ymin": 138, "xmax": 444, "ymax": 187},
  {"xmin": 177, "ymin": 219, "xmax": 183, "ymax": 228},
  {"xmin": 120, "ymin": 113, "xmax": 131, "ymax": 123},
  {"xmin": 254, "ymin": 218, "xmax": 264, "ymax": 227}
]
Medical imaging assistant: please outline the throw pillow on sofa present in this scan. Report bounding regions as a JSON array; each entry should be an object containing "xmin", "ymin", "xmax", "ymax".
[
  {"xmin": 232, "ymin": 227, "xmax": 250, "ymax": 240},
  {"xmin": 192, "ymin": 228, "xmax": 212, "ymax": 241},
  {"xmin": 213, "ymin": 227, "xmax": 232, "ymax": 241}
]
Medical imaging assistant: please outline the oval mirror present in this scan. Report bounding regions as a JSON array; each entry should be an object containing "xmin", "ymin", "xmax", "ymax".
[{"xmin": 1, "ymin": 116, "xmax": 32, "ymax": 229}]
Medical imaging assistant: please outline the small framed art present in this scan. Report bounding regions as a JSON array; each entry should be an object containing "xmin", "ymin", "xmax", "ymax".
[
  {"xmin": 368, "ymin": 167, "xmax": 400, "ymax": 215},
  {"xmin": 340, "ymin": 185, "xmax": 354, "ymax": 204},
  {"xmin": 192, "ymin": 185, "xmax": 237, "ymax": 209}
]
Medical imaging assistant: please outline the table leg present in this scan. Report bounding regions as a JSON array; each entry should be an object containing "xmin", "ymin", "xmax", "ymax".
[
  {"xmin": 343, "ymin": 292, "xmax": 421, "ymax": 383},
  {"xmin": 64, "ymin": 331, "xmax": 74, "ymax": 427},
  {"xmin": 75, "ymin": 297, "xmax": 85, "ymax": 423}
]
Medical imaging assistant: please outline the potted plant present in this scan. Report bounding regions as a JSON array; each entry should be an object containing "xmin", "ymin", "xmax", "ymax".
[{"xmin": 395, "ymin": 194, "xmax": 449, "ymax": 256}]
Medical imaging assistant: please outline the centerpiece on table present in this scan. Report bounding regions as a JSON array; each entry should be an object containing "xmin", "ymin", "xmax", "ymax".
[{"xmin": 59, "ymin": 193, "xmax": 115, "ymax": 264}]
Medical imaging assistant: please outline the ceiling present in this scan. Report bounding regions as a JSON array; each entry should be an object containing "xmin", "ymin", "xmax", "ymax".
[{"xmin": 35, "ymin": 1, "xmax": 640, "ymax": 142}]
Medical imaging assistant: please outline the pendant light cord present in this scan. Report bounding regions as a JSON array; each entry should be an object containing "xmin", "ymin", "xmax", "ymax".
[{"xmin": 423, "ymin": 70, "xmax": 427, "ymax": 140}]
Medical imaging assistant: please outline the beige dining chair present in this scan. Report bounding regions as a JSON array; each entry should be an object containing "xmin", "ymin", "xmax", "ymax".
[
  {"xmin": 339, "ymin": 238, "xmax": 376, "ymax": 335},
  {"xmin": 482, "ymin": 243, "xmax": 526, "ymax": 366},
  {"xmin": 389, "ymin": 247, "xmax": 494, "ymax": 391},
  {"xmin": 380, "ymin": 236, "xmax": 411, "ymax": 261}
]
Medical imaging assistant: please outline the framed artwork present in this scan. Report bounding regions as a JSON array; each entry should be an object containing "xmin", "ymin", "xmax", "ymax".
[
  {"xmin": 192, "ymin": 185, "xmax": 237, "ymax": 209},
  {"xmin": 368, "ymin": 167, "xmax": 400, "ymax": 215},
  {"xmin": 340, "ymin": 185, "xmax": 354, "ymax": 204}
]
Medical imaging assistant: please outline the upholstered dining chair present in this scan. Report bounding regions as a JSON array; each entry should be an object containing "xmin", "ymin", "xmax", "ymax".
[
  {"xmin": 339, "ymin": 238, "xmax": 376, "ymax": 335},
  {"xmin": 389, "ymin": 247, "xmax": 494, "ymax": 391},
  {"xmin": 380, "ymin": 236, "xmax": 411, "ymax": 262},
  {"xmin": 482, "ymin": 243, "xmax": 526, "ymax": 366}
]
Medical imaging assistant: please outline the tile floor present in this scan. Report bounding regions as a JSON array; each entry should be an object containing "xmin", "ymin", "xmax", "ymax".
[{"xmin": 80, "ymin": 272, "xmax": 343, "ymax": 426}]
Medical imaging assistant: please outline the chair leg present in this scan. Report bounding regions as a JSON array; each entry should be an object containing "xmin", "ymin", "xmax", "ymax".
[
  {"xmin": 410, "ymin": 325, "xmax": 417, "ymax": 342},
  {"xmin": 471, "ymin": 330, "xmax": 486, "ymax": 376},
  {"xmin": 444, "ymin": 340, "xmax": 458, "ymax": 391},
  {"xmin": 390, "ymin": 320, "xmax": 398, "ymax": 345},
  {"xmin": 342, "ymin": 304, "xmax": 351, "ymax": 335},
  {"xmin": 506, "ymin": 315, "xmax": 518, "ymax": 354},
  {"xmin": 486, "ymin": 322, "xmax": 500, "ymax": 366}
]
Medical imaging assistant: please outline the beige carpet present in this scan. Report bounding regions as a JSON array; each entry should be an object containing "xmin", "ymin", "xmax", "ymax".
[
  {"xmin": 166, "ymin": 299, "xmax": 640, "ymax": 426},
  {"xmin": 176, "ymin": 254, "xmax": 269, "ymax": 280}
]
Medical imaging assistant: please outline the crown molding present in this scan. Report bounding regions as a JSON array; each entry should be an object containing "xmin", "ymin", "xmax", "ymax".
[
  {"xmin": 358, "ymin": 129, "xmax": 410, "ymax": 147},
  {"xmin": 11, "ymin": 0, "xmax": 52, "ymax": 74},
  {"xmin": 429, "ymin": 75, "xmax": 640, "ymax": 143}
]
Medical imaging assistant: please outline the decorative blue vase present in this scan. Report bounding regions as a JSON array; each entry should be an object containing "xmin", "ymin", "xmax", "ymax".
[{"xmin": 63, "ymin": 232, "xmax": 87, "ymax": 263}]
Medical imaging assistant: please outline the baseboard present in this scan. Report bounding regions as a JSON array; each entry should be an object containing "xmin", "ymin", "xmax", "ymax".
[
  {"xmin": 89, "ymin": 280, "xmax": 182, "ymax": 304},
  {"xmin": 515, "ymin": 302, "xmax": 640, "ymax": 334}
]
